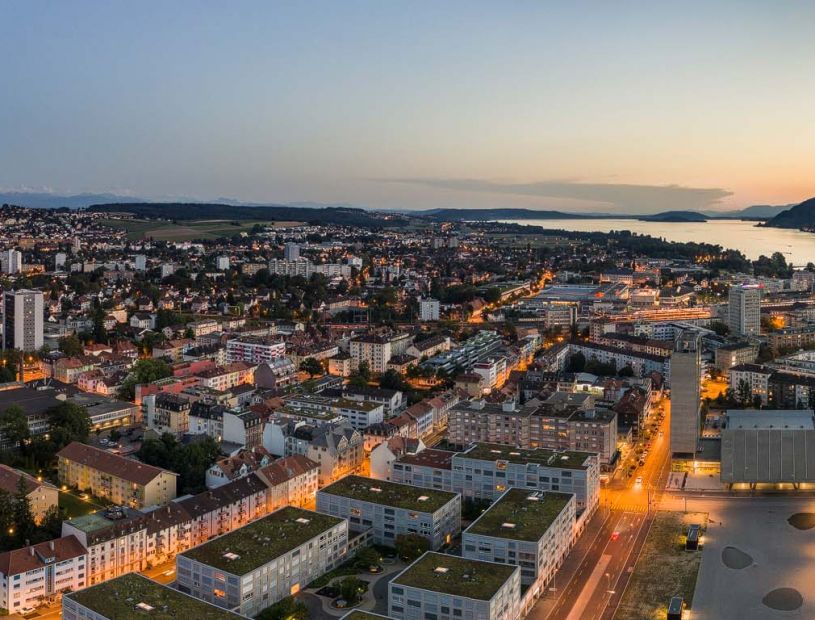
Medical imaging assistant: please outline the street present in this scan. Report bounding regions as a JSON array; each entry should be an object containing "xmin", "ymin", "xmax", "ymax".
[{"xmin": 538, "ymin": 397, "xmax": 672, "ymax": 620}]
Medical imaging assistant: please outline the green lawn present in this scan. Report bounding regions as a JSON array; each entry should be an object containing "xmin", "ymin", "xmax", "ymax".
[
  {"xmin": 613, "ymin": 511, "xmax": 707, "ymax": 620},
  {"xmin": 59, "ymin": 491, "xmax": 103, "ymax": 519}
]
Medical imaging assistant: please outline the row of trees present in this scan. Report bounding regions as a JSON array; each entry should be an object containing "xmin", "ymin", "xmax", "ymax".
[{"xmin": 137, "ymin": 433, "xmax": 221, "ymax": 495}]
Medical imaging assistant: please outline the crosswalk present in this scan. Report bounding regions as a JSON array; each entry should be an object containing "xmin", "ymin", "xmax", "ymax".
[{"xmin": 608, "ymin": 502, "xmax": 650, "ymax": 513}]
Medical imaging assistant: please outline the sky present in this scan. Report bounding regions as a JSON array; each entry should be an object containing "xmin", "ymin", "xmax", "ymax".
[{"xmin": 1, "ymin": 1, "xmax": 814, "ymax": 214}]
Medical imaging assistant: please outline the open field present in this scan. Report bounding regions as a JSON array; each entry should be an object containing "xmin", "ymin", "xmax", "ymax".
[
  {"xmin": 614, "ymin": 511, "xmax": 707, "ymax": 620},
  {"xmin": 101, "ymin": 218, "xmax": 303, "ymax": 241}
]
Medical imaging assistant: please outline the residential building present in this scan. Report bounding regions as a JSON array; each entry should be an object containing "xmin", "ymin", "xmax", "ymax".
[
  {"xmin": 2, "ymin": 249, "xmax": 22, "ymax": 274},
  {"xmin": 714, "ymin": 342, "xmax": 756, "ymax": 373},
  {"xmin": 389, "ymin": 552, "xmax": 521, "ymax": 620},
  {"xmin": 283, "ymin": 242, "xmax": 300, "ymax": 260},
  {"xmin": 670, "ymin": 331, "xmax": 702, "ymax": 458},
  {"xmin": 317, "ymin": 474, "xmax": 461, "ymax": 549},
  {"xmin": 463, "ymin": 488, "xmax": 576, "ymax": 592},
  {"xmin": 729, "ymin": 364, "xmax": 772, "ymax": 405},
  {"xmin": 0, "ymin": 536, "xmax": 87, "ymax": 615},
  {"xmin": 215, "ymin": 255, "xmax": 230, "ymax": 270},
  {"xmin": 350, "ymin": 333, "xmax": 412, "ymax": 374},
  {"xmin": 3, "ymin": 289, "xmax": 44, "ymax": 351},
  {"xmin": 0, "ymin": 464, "xmax": 58, "ymax": 523},
  {"xmin": 419, "ymin": 298, "xmax": 440, "ymax": 321},
  {"xmin": 145, "ymin": 392, "xmax": 191, "ymax": 437},
  {"xmin": 284, "ymin": 393, "xmax": 385, "ymax": 430},
  {"xmin": 57, "ymin": 442, "xmax": 177, "ymax": 509},
  {"xmin": 226, "ymin": 336, "xmax": 286, "ymax": 365},
  {"xmin": 206, "ymin": 447, "xmax": 273, "ymax": 489},
  {"xmin": 176, "ymin": 507, "xmax": 347, "ymax": 616},
  {"xmin": 728, "ymin": 284, "xmax": 761, "ymax": 337},
  {"xmin": 63, "ymin": 573, "xmax": 244, "ymax": 620}
]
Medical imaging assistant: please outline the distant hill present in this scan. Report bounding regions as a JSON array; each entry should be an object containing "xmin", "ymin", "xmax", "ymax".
[
  {"xmin": 637, "ymin": 210, "xmax": 707, "ymax": 222},
  {"xmin": 0, "ymin": 191, "xmax": 146, "ymax": 209},
  {"xmin": 764, "ymin": 197, "xmax": 815, "ymax": 229},
  {"xmin": 703, "ymin": 204, "xmax": 794, "ymax": 219},
  {"xmin": 87, "ymin": 202, "xmax": 405, "ymax": 228},
  {"xmin": 414, "ymin": 208, "xmax": 595, "ymax": 221}
]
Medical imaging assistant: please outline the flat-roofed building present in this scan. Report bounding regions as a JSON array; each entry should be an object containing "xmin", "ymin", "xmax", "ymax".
[
  {"xmin": 57, "ymin": 442, "xmax": 177, "ymax": 509},
  {"xmin": 389, "ymin": 552, "xmax": 521, "ymax": 620},
  {"xmin": 176, "ymin": 507, "xmax": 347, "ymax": 617},
  {"xmin": 391, "ymin": 448, "xmax": 456, "ymax": 491},
  {"xmin": 63, "ymin": 573, "xmax": 244, "ymax": 620},
  {"xmin": 463, "ymin": 488, "xmax": 576, "ymax": 593},
  {"xmin": 454, "ymin": 443, "xmax": 599, "ymax": 519},
  {"xmin": 317, "ymin": 475, "xmax": 461, "ymax": 549},
  {"xmin": 721, "ymin": 409, "xmax": 815, "ymax": 486}
]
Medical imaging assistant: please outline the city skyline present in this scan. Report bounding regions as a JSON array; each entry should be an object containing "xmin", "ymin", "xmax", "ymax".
[{"xmin": 3, "ymin": 1, "xmax": 815, "ymax": 214}]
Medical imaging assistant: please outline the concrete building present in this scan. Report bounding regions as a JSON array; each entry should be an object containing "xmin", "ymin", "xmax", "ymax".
[
  {"xmin": 714, "ymin": 342, "xmax": 757, "ymax": 373},
  {"xmin": 57, "ymin": 442, "xmax": 177, "ymax": 509},
  {"xmin": 63, "ymin": 572, "xmax": 244, "ymax": 620},
  {"xmin": 226, "ymin": 336, "xmax": 286, "ymax": 364},
  {"xmin": 145, "ymin": 392, "xmax": 191, "ymax": 437},
  {"xmin": 670, "ymin": 330, "xmax": 702, "ymax": 458},
  {"xmin": 2, "ymin": 249, "xmax": 22, "ymax": 274},
  {"xmin": 463, "ymin": 488, "xmax": 576, "ymax": 592},
  {"xmin": 317, "ymin": 474, "xmax": 461, "ymax": 549},
  {"xmin": 284, "ymin": 393, "xmax": 385, "ymax": 430},
  {"xmin": 284, "ymin": 242, "xmax": 300, "ymax": 260},
  {"xmin": 3, "ymin": 289, "xmax": 44, "ymax": 351},
  {"xmin": 729, "ymin": 363, "xmax": 772, "ymax": 405},
  {"xmin": 419, "ymin": 298, "xmax": 440, "ymax": 322},
  {"xmin": 133, "ymin": 254, "xmax": 147, "ymax": 271},
  {"xmin": 721, "ymin": 409, "xmax": 815, "ymax": 487},
  {"xmin": 728, "ymin": 284, "xmax": 761, "ymax": 337},
  {"xmin": 350, "ymin": 333, "xmax": 412, "ymax": 375},
  {"xmin": 0, "ymin": 536, "xmax": 87, "ymax": 615},
  {"xmin": 177, "ymin": 507, "xmax": 347, "ymax": 616},
  {"xmin": 389, "ymin": 552, "xmax": 521, "ymax": 620},
  {"xmin": 215, "ymin": 255, "xmax": 230, "ymax": 270}
]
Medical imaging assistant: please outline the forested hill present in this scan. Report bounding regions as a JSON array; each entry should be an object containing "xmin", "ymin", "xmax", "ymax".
[
  {"xmin": 87, "ymin": 202, "xmax": 408, "ymax": 228},
  {"xmin": 763, "ymin": 197, "xmax": 815, "ymax": 229}
]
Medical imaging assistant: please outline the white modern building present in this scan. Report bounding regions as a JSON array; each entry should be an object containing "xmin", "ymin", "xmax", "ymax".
[
  {"xmin": 3, "ymin": 289, "xmax": 44, "ymax": 351},
  {"xmin": 317, "ymin": 475, "xmax": 461, "ymax": 549},
  {"xmin": 419, "ymin": 298, "xmax": 440, "ymax": 322},
  {"xmin": 728, "ymin": 284, "xmax": 761, "ymax": 337},
  {"xmin": 226, "ymin": 336, "xmax": 286, "ymax": 364},
  {"xmin": 215, "ymin": 255, "xmax": 230, "ymax": 270},
  {"xmin": 389, "ymin": 552, "xmax": 521, "ymax": 620},
  {"xmin": 463, "ymin": 488, "xmax": 576, "ymax": 592},
  {"xmin": 176, "ymin": 507, "xmax": 348, "ymax": 617},
  {"xmin": 2, "ymin": 249, "xmax": 22, "ymax": 274}
]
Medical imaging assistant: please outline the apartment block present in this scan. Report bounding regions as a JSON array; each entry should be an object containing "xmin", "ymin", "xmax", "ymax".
[
  {"xmin": 463, "ymin": 488, "xmax": 576, "ymax": 593},
  {"xmin": 389, "ymin": 552, "xmax": 521, "ymax": 620},
  {"xmin": 226, "ymin": 336, "xmax": 286, "ymax": 364},
  {"xmin": 177, "ymin": 507, "xmax": 347, "ymax": 616},
  {"xmin": 317, "ymin": 475, "xmax": 461, "ymax": 549},
  {"xmin": 57, "ymin": 442, "xmax": 177, "ymax": 509},
  {"xmin": 0, "ymin": 536, "xmax": 87, "ymax": 615},
  {"xmin": 284, "ymin": 393, "xmax": 385, "ymax": 430},
  {"xmin": 0, "ymin": 464, "xmax": 58, "ymax": 523},
  {"xmin": 63, "ymin": 573, "xmax": 244, "ymax": 620}
]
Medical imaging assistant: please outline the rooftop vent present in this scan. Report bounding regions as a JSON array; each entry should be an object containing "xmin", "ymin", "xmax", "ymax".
[
  {"xmin": 434, "ymin": 567, "xmax": 449, "ymax": 574},
  {"xmin": 418, "ymin": 495, "xmax": 429, "ymax": 502},
  {"xmin": 223, "ymin": 552, "xmax": 240, "ymax": 561},
  {"xmin": 501, "ymin": 522, "xmax": 516, "ymax": 529},
  {"xmin": 136, "ymin": 603, "xmax": 155, "ymax": 612},
  {"xmin": 295, "ymin": 517, "xmax": 311, "ymax": 524},
  {"xmin": 369, "ymin": 487, "xmax": 382, "ymax": 493}
]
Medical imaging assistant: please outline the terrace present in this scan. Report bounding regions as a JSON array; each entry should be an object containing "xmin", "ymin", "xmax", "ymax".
[
  {"xmin": 466, "ymin": 488, "xmax": 573, "ymax": 542},
  {"xmin": 180, "ymin": 506, "xmax": 343, "ymax": 576},
  {"xmin": 320, "ymin": 475, "xmax": 457, "ymax": 512},
  {"xmin": 392, "ymin": 552, "xmax": 517, "ymax": 601}
]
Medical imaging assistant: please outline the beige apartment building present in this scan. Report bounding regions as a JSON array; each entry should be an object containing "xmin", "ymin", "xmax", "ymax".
[{"xmin": 57, "ymin": 442, "xmax": 177, "ymax": 509}]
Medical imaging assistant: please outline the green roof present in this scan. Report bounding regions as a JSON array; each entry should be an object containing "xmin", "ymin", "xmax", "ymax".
[
  {"xmin": 320, "ymin": 475, "xmax": 458, "ymax": 512},
  {"xmin": 180, "ymin": 506, "xmax": 344, "ymax": 576},
  {"xmin": 465, "ymin": 488, "xmax": 574, "ymax": 541},
  {"xmin": 66, "ymin": 573, "xmax": 243, "ymax": 619},
  {"xmin": 392, "ymin": 552, "xmax": 517, "ymax": 601},
  {"xmin": 462, "ymin": 443, "xmax": 592, "ymax": 469},
  {"xmin": 340, "ymin": 612, "xmax": 393, "ymax": 620}
]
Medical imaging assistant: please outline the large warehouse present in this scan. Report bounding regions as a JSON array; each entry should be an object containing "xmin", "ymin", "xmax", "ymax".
[{"xmin": 720, "ymin": 410, "xmax": 815, "ymax": 488}]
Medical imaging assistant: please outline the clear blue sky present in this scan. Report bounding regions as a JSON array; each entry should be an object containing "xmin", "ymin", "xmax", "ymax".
[{"xmin": 2, "ymin": 1, "xmax": 813, "ymax": 213}]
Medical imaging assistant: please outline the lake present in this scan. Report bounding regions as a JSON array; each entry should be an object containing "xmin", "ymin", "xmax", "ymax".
[{"xmin": 495, "ymin": 218, "xmax": 815, "ymax": 266}]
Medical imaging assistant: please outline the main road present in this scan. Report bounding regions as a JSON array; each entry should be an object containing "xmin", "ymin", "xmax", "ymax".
[{"xmin": 536, "ymin": 397, "xmax": 672, "ymax": 620}]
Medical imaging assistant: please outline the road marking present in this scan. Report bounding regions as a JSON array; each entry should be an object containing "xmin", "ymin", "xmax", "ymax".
[{"xmin": 566, "ymin": 554, "xmax": 612, "ymax": 620}]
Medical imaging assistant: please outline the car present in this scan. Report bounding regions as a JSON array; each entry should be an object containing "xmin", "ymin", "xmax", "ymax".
[
  {"xmin": 635, "ymin": 476, "xmax": 643, "ymax": 485},
  {"xmin": 659, "ymin": 431, "xmax": 664, "ymax": 438},
  {"xmin": 79, "ymin": 493, "xmax": 89, "ymax": 500},
  {"xmin": 611, "ymin": 531, "xmax": 620, "ymax": 541}
]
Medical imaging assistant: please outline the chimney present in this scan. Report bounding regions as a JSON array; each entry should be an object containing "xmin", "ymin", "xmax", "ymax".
[{"xmin": 49, "ymin": 540, "xmax": 55, "ymax": 551}]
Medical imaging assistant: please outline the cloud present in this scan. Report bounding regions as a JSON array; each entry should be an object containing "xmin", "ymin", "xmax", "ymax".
[{"xmin": 377, "ymin": 178, "xmax": 733, "ymax": 214}]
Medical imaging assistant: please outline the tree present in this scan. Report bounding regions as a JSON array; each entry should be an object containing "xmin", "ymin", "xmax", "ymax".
[
  {"xmin": 58, "ymin": 334, "xmax": 84, "ymax": 357},
  {"xmin": 0, "ymin": 405, "xmax": 30, "ymax": 450},
  {"xmin": 255, "ymin": 596, "xmax": 308, "ymax": 620},
  {"xmin": 338, "ymin": 576, "xmax": 366, "ymax": 604},
  {"xmin": 737, "ymin": 379, "xmax": 752, "ymax": 406},
  {"xmin": 566, "ymin": 352, "xmax": 586, "ymax": 373},
  {"xmin": 618, "ymin": 365, "xmax": 635, "ymax": 378},
  {"xmin": 137, "ymin": 433, "xmax": 220, "ymax": 494},
  {"xmin": 354, "ymin": 546, "xmax": 381, "ymax": 570},
  {"xmin": 379, "ymin": 369, "xmax": 408, "ymax": 392},
  {"xmin": 299, "ymin": 357, "xmax": 323, "ymax": 378},
  {"xmin": 119, "ymin": 358, "xmax": 173, "ymax": 401},
  {"xmin": 12, "ymin": 477, "xmax": 35, "ymax": 547},
  {"xmin": 395, "ymin": 533, "xmax": 430, "ymax": 562},
  {"xmin": 46, "ymin": 401, "xmax": 91, "ymax": 450}
]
